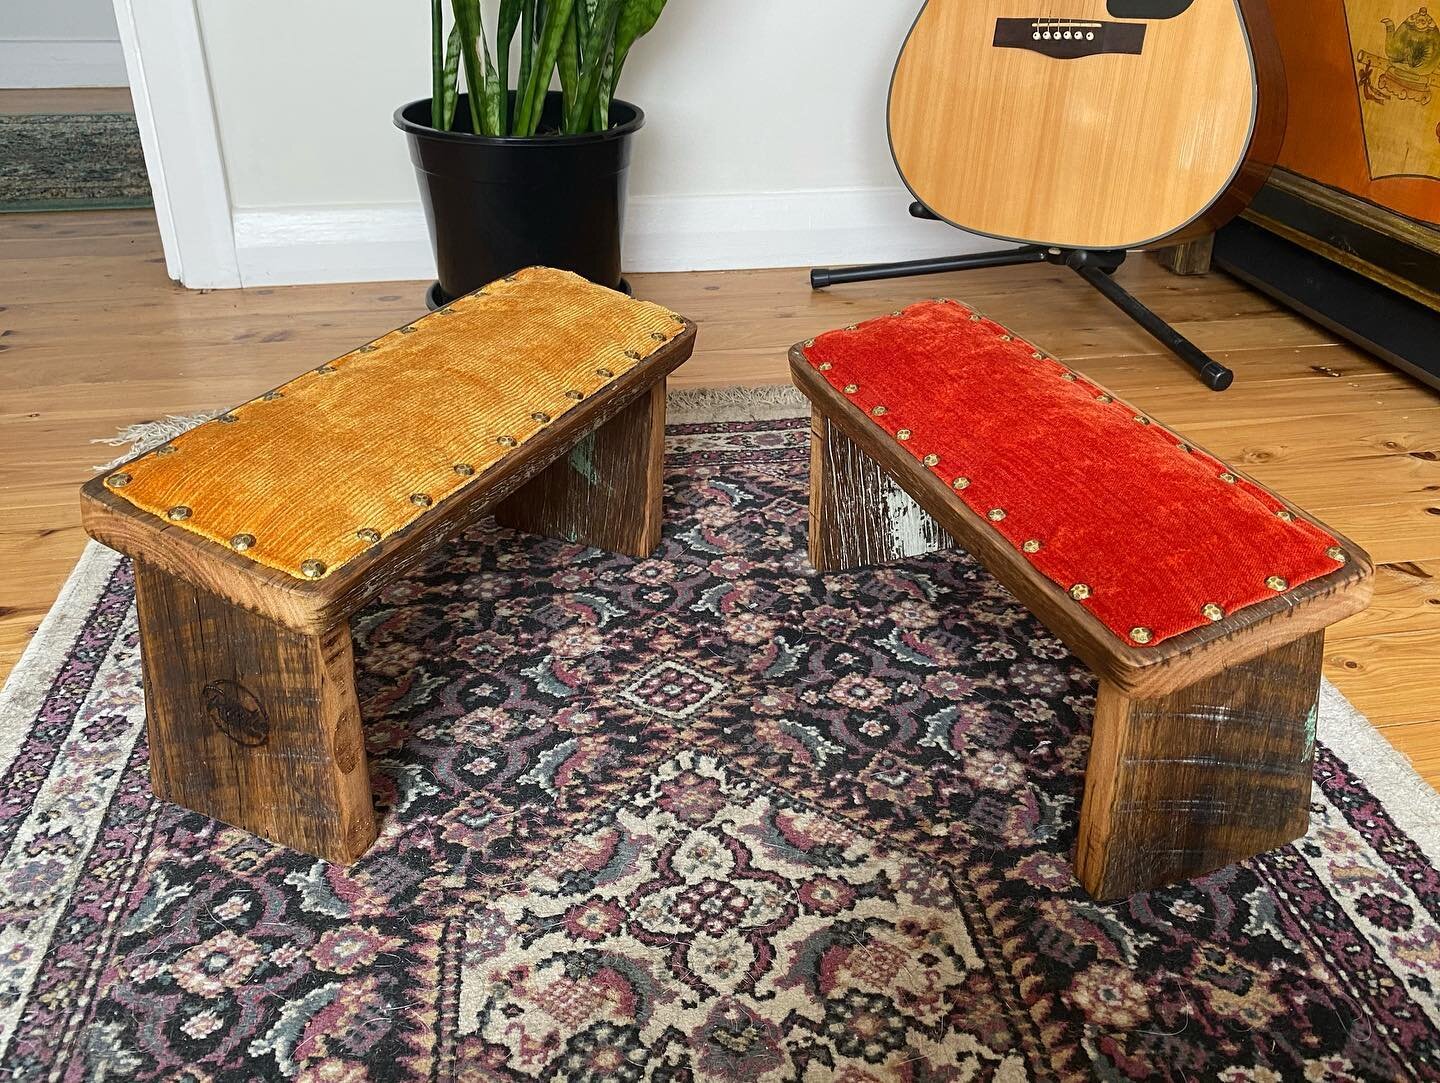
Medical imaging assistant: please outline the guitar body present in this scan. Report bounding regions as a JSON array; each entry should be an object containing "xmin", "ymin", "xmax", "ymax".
[{"xmin": 888, "ymin": 0, "xmax": 1285, "ymax": 250}]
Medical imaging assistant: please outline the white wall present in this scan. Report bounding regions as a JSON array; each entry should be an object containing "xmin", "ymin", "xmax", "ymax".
[
  {"xmin": 0, "ymin": 0, "xmax": 127, "ymax": 87},
  {"xmin": 174, "ymin": 0, "xmax": 993, "ymax": 285}
]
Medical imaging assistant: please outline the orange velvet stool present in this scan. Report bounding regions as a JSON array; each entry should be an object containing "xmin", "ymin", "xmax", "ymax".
[{"xmin": 82, "ymin": 268, "xmax": 697, "ymax": 864}]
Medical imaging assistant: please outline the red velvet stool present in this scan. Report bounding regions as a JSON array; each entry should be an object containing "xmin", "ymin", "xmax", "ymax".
[{"xmin": 790, "ymin": 299, "xmax": 1374, "ymax": 900}]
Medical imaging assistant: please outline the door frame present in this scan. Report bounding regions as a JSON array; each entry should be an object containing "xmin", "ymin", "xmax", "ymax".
[{"xmin": 110, "ymin": 0, "xmax": 240, "ymax": 287}]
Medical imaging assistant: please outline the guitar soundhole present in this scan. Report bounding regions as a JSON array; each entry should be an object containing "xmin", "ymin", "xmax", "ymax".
[{"xmin": 203, "ymin": 679, "xmax": 270, "ymax": 747}]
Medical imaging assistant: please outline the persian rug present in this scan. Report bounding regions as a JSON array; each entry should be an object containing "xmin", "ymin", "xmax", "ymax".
[
  {"xmin": 3, "ymin": 387, "xmax": 1439, "ymax": 1081},
  {"xmin": 0, "ymin": 112, "xmax": 152, "ymax": 213}
]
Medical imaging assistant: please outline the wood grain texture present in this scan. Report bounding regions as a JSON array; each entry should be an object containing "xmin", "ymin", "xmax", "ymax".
[
  {"xmin": 808, "ymin": 410, "xmax": 953, "ymax": 572},
  {"xmin": 792, "ymin": 355, "xmax": 1374, "ymax": 699},
  {"xmin": 80, "ymin": 328, "xmax": 695, "ymax": 636},
  {"xmin": 497, "ymin": 380, "xmax": 667, "ymax": 558},
  {"xmin": 1075, "ymin": 632, "xmax": 1324, "ymax": 899},
  {"xmin": 1159, "ymin": 235, "xmax": 1216, "ymax": 277},
  {"xmin": 1, "ymin": 206, "xmax": 1436, "ymax": 789},
  {"xmin": 133, "ymin": 560, "xmax": 376, "ymax": 863},
  {"xmin": 888, "ymin": 0, "xmax": 1285, "ymax": 249}
]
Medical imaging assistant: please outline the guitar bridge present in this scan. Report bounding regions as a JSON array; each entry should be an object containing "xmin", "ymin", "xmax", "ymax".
[{"xmin": 993, "ymin": 18, "xmax": 1146, "ymax": 58}]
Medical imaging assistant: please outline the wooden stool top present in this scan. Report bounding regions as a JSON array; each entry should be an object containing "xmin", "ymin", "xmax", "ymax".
[
  {"xmin": 83, "ymin": 268, "xmax": 694, "ymax": 633},
  {"xmin": 792, "ymin": 300, "xmax": 1373, "ymax": 696},
  {"xmin": 93, "ymin": 268, "xmax": 685, "ymax": 582}
]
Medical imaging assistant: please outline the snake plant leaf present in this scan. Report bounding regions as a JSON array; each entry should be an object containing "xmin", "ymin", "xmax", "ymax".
[
  {"xmin": 558, "ymin": 3, "xmax": 581, "ymax": 124},
  {"xmin": 592, "ymin": 51, "xmax": 613, "ymax": 130},
  {"xmin": 479, "ymin": 9, "xmax": 504, "ymax": 135},
  {"xmin": 568, "ymin": 0, "xmax": 619, "ymax": 134},
  {"xmin": 450, "ymin": 0, "xmax": 487, "ymax": 135},
  {"xmin": 431, "ymin": 0, "xmax": 445, "ymax": 129},
  {"xmin": 497, "ymin": 0, "xmax": 523, "ymax": 132},
  {"xmin": 441, "ymin": 23, "xmax": 461, "ymax": 131},
  {"xmin": 518, "ymin": 0, "xmax": 576, "ymax": 135},
  {"xmin": 515, "ymin": 0, "xmax": 538, "ymax": 133},
  {"xmin": 610, "ymin": 0, "xmax": 666, "ymax": 99}
]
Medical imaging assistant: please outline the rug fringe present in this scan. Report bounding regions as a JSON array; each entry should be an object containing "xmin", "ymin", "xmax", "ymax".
[
  {"xmin": 92, "ymin": 412, "xmax": 220, "ymax": 471},
  {"xmin": 666, "ymin": 384, "xmax": 808, "ymax": 423}
]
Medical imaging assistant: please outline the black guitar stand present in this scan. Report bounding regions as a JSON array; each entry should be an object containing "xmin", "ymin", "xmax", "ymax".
[{"xmin": 810, "ymin": 202, "xmax": 1234, "ymax": 391}]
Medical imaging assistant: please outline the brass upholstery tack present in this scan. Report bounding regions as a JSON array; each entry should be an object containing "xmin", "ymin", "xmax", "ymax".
[
  {"xmin": 497, "ymin": 436, "xmax": 518, "ymax": 447},
  {"xmin": 410, "ymin": 493, "xmax": 433, "ymax": 508},
  {"xmin": 1327, "ymin": 546, "xmax": 1348, "ymax": 563},
  {"xmin": 1130, "ymin": 627, "xmax": 1154, "ymax": 644},
  {"xmin": 453, "ymin": 463, "xmax": 475, "ymax": 477},
  {"xmin": 167, "ymin": 505, "xmax": 191, "ymax": 521},
  {"xmin": 923, "ymin": 453, "xmax": 940, "ymax": 467},
  {"xmin": 230, "ymin": 533, "xmax": 255, "ymax": 552},
  {"xmin": 953, "ymin": 477, "xmax": 971, "ymax": 490},
  {"xmin": 1202, "ymin": 603, "xmax": 1225, "ymax": 622},
  {"xmin": 1022, "ymin": 539, "xmax": 1042, "ymax": 553},
  {"xmin": 300, "ymin": 559, "xmax": 327, "ymax": 579},
  {"xmin": 106, "ymin": 472, "xmax": 131, "ymax": 488},
  {"xmin": 987, "ymin": 508, "xmax": 1005, "ymax": 521},
  {"xmin": 1219, "ymin": 472, "xmax": 1237, "ymax": 484},
  {"xmin": 1069, "ymin": 583, "xmax": 1092, "ymax": 601},
  {"xmin": 1266, "ymin": 575, "xmax": 1289, "ymax": 592},
  {"xmin": 896, "ymin": 429, "xmax": 912, "ymax": 441},
  {"xmin": 356, "ymin": 528, "xmax": 382, "ymax": 544}
]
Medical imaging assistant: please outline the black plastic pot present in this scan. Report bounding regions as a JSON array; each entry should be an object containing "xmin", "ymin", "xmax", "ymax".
[{"xmin": 395, "ymin": 91, "xmax": 643, "ymax": 306}]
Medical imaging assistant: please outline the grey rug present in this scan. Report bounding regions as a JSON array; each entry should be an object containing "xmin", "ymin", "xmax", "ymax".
[{"xmin": 0, "ymin": 112, "xmax": 152, "ymax": 212}]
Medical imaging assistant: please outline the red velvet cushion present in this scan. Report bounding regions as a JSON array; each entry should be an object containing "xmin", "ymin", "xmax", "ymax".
[{"xmin": 802, "ymin": 300, "xmax": 1346, "ymax": 649}]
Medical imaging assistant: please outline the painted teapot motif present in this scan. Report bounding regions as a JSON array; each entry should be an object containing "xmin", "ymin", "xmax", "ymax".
[{"xmin": 1383, "ymin": 6, "xmax": 1440, "ymax": 75}]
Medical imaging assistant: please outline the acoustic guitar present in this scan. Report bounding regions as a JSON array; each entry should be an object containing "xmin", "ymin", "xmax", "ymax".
[{"xmin": 888, "ymin": 0, "xmax": 1286, "ymax": 251}]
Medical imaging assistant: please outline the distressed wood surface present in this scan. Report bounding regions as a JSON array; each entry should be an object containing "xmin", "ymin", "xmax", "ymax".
[
  {"xmin": 792, "ymin": 355, "xmax": 1375, "ymax": 699},
  {"xmin": 809, "ymin": 410, "xmax": 953, "ymax": 572},
  {"xmin": 1076, "ymin": 632, "xmax": 1325, "ymax": 899},
  {"xmin": 2, "ymin": 206, "xmax": 1437, "ymax": 787},
  {"xmin": 497, "ymin": 380, "xmax": 667, "ymax": 558},
  {"xmin": 1159, "ymin": 235, "xmax": 1216, "ymax": 276},
  {"xmin": 133, "ymin": 560, "xmax": 377, "ymax": 863}
]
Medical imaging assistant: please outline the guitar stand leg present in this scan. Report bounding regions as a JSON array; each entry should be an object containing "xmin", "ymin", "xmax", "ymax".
[
  {"xmin": 1067, "ymin": 255, "xmax": 1234, "ymax": 391},
  {"xmin": 810, "ymin": 246, "xmax": 1048, "ymax": 288}
]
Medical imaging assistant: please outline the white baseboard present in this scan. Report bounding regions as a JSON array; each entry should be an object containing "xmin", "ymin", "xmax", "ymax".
[
  {"xmin": 230, "ymin": 188, "xmax": 1002, "ymax": 287},
  {"xmin": 0, "ymin": 39, "xmax": 128, "ymax": 88}
]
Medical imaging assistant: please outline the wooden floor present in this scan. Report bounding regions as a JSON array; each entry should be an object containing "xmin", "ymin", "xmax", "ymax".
[{"xmin": 2, "ymin": 208, "xmax": 1437, "ymax": 788}]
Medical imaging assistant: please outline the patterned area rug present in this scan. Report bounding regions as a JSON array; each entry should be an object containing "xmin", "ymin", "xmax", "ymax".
[
  {"xmin": 3, "ymin": 388, "xmax": 1439, "ymax": 1081},
  {"xmin": 0, "ymin": 112, "xmax": 152, "ymax": 213}
]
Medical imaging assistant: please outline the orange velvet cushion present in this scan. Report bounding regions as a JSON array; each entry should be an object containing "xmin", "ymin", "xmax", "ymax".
[
  {"xmin": 101, "ymin": 268, "xmax": 685, "ymax": 580},
  {"xmin": 801, "ymin": 300, "xmax": 1348, "ymax": 648}
]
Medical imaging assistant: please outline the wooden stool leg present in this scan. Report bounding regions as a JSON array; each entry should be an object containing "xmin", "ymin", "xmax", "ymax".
[
  {"xmin": 496, "ymin": 380, "xmax": 667, "ymax": 559},
  {"xmin": 133, "ymin": 560, "xmax": 377, "ymax": 863},
  {"xmin": 809, "ymin": 409, "xmax": 953, "ymax": 572},
  {"xmin": 1157, "ymin": 234, "xmax": 1215, "ymax": 276},
  {"xmin": 1075, "ymin": 631, "xmax": 1324, "ymax": 900}
]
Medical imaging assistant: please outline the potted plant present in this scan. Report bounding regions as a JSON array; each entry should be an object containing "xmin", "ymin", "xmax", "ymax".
[{"xmin": 395, "ymin": 0, "xmax": 668, "ymax": 307}]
